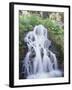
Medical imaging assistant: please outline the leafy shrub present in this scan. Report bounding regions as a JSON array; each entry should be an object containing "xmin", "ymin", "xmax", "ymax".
[{"xmin": 19, "ymin": 14, "xmax": 64, "ymax": 67}]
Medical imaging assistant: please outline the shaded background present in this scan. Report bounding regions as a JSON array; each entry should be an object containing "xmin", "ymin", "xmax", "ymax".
[{"xmin": 19, "ymin": 10, "xmax": 64, "ymax": 79}]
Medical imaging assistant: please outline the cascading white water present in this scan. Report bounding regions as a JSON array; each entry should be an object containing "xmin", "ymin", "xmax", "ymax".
[{"xmin": 23, "ymin": 25, "xmax": 62, "ymax": 79}]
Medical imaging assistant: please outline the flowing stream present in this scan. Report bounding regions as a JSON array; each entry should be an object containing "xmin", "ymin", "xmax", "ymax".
[{"xmin": 22, "ymin": 25, "xmax": 62, "ymax": 79}]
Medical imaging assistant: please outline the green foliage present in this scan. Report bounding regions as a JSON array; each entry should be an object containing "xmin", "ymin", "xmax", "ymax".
[{"xmin": 19, "ymin": 14, "xmax": 64, "ymax": 64}]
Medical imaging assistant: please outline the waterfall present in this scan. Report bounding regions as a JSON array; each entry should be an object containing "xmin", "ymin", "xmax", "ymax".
[{"xmin": 22, "ymin": 25, "xmax": 62, "ymax": 79}]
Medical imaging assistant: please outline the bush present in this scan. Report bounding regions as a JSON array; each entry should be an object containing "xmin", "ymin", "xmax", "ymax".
[{"xmin": 19, "ymin": 14, "xmax": 64, "ymax": 68}]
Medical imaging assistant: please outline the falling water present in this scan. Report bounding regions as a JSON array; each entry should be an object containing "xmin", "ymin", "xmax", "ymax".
[{"xmin": 22, "ymin": 25, "xmax": 62, "ymax": 79}]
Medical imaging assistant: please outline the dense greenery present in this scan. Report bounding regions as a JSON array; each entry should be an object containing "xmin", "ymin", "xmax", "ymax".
[{"xmin": 19, "ymin": 13, "xmax": 64, "ymax": 78}]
